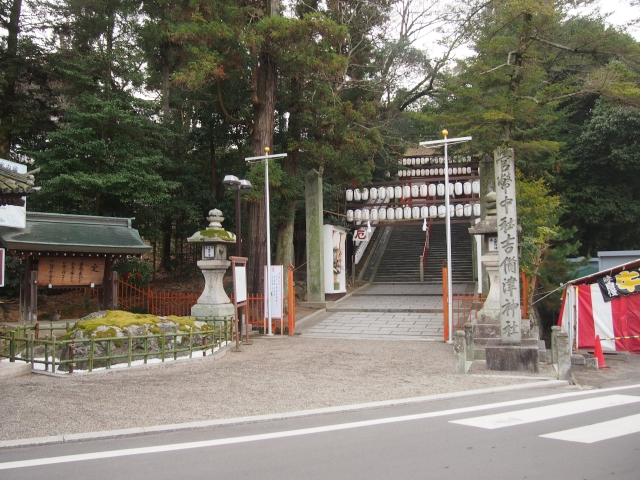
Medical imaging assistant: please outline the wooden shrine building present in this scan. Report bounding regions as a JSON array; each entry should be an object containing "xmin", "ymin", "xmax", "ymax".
[{"xmin": 0, "ymin": 212, "xmax": 151, "ymax": 322}]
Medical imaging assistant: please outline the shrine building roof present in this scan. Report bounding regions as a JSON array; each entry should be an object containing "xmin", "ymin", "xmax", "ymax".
[{"xmin": 0, "ymin": 212, "xmax": 151, "ymax": 256}]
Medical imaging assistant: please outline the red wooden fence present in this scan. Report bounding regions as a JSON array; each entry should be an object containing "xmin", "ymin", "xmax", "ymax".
[{"xmin": 117, "ymin": 271, "xmax": 296, "ymax": 335}]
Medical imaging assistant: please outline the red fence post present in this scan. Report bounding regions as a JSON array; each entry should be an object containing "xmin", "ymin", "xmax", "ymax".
[
  {"xmin": 287, "ymin": 265, "xmax": 295, "ymax": 336},
  {"xmin": 442, "ymin": 267, "xmax": 449, "ymax": 342}
]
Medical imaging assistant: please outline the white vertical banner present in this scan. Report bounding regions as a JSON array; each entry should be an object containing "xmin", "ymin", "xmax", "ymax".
[
  {"xmin": 0, "ymin": 248, "xmax": 4, "ymax": 287},
  {"xmin": 324, "ymin": 225, "xmax": 347, "ymax": 294},
  {"xmin": 264, "ymin": 265, "xmax": 283, "ymax": 319}
]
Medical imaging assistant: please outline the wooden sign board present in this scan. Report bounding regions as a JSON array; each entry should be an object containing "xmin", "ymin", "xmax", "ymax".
[{"xmin": 37, "ymin": 257, "xmax": 105, "ymax": 287}]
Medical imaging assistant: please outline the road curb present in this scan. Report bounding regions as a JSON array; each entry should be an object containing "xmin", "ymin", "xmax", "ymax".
[{"xmin": 0, "ymin": 379, "xmax": 569, "ymax": 449}]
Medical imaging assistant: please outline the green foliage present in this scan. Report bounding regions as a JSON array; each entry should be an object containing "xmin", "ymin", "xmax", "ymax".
[
  {"xmin": 560, "ymin": 100, "xmax": 640, "ymax": 254},
  {"xmin": 0, "ymin": 255, "xmax": 24, "ymax": 297},
  {"xmin": 113, "ymin": 258, "xmax": 153, "ymax": 287}
]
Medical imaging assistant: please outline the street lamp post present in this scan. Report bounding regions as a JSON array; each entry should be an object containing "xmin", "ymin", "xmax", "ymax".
[
  {"xmin": 245, "ymin": 147, "xmax": 287, "ymax": 336},
  {"xmin": 222, "ymin": 175, "xmax": 253, "ymax": 257},
  {"xmin": 420, "ymin": 131, "xmax": 472, "ymax": 344}
]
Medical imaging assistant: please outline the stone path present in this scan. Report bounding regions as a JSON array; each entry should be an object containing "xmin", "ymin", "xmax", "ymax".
[{"xmin": 300, "ymin": 283, "xmax": 475, "ymax": 341}]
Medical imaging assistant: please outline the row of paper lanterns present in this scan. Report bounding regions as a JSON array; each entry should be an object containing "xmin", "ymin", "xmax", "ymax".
[
  {"xmin": 347, "ymin": 203, "xmax": 481, "ymax": 222},
  {"xmin": 400, "ymin": 156, "xmax": 472, "ymax": 166},
  {"xmin": 346, "ymin": 181, "xmax": 480, "ymax": 202},
  {"xmin": 398, "ymin": 166, "xmax": 473, "ymax": 177}
]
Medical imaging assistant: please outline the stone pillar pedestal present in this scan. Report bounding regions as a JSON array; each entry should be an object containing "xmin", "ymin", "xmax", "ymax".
[{"xmin": 191, "ymin": 259, "xmax": 234, "ymax": 319}]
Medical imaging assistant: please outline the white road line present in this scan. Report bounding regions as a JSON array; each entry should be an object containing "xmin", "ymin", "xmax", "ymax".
[
  {"xmin": 541, "ymin": 413, "xmax": 640, "ymax": 443},
  {"xmin": 450, "ymin": 395, "xmax": 640, "ymax": 429},
  {"xmin": 2, "ymin": 385, "xmax": 640, "ymax": 470}
]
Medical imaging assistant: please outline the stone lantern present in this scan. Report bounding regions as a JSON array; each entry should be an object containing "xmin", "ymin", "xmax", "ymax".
[
  {"xmin": 187, "ymin": 209, "xmax": 236, "ymax": 319},
  {"xmin": 468, "ymin": 191, "xmax": 500, "ymax": 323}
]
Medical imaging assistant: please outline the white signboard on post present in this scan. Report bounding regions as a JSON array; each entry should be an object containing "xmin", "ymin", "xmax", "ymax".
[
  {"xmin": 234, "ymin": 265, "xmax": 247, "ymax": 303},
  {"xmin": 264, "ymin": 265, "xmax": 283, "ymax": 319}
]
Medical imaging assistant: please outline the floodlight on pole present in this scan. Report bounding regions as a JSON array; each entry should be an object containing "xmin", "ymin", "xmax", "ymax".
[
  {"xmin": 245, "ymin": 147, "xmax": 287, "ymax": 336},
  {"xmin": 419, "ymin": 132, "xmax": 472, "ymax": 344},
  {"xmin": 222, "ymin": 175, "xmax": 253, "ymax": 258}
]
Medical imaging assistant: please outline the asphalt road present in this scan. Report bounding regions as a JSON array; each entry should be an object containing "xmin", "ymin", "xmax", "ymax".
[{"xmin": 2, "ymin": 382, "xmax": 640, "ymax": 479}]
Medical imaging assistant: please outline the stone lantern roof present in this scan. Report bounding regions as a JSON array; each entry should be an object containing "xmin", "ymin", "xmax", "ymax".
[{"xmin": 186, "ymin": 209, "xmax": 236, "ymax": 244}]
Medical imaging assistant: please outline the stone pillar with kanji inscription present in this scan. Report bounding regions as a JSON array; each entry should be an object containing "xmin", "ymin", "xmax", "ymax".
[{"xmin": 494, "ymin": 148, "xmax": 522, "ymax": 344}]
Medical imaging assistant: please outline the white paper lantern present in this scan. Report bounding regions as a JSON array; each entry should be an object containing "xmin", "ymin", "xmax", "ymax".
[
  {"xmin": 362, "ymin": 188, "xmax": 369, "ymax": 201},
  {"xmin": 404, "ymin": 206, "xmax": 412, "ymax": 219},
  {"xmin": 463, "ymin": 182, "xmax": 472, "ymax": 195},
  {"xmin": 354, "ymin": 209, "xmax": 362, "ymax": 221},
  {"xmin": 398, "ymin": 170, "xmax": 404, "ymax": 178},
  {"xmin": 438, "ymin": 205, "xmax": 446, "ymax": 217},
  {"xmin": 371, "ymin": 208, "xmax": 379, "ymax": 221},
  {"xmin": 396, "ymin": 207, "xmax": 404, "ymax": 220},
  {"xmin": 378, "ymin": 187, "xmax": 386, "ymax": 200},
  {"xmin": 420, "ymin": 184, "xmax": 428, "ymax": 197},
  {"xmin": 411, "ymin": 169, "xmax": 416, "ymax": 176},
  {"xmin": 449, "ymin": 204, "xmax": 455, "ymax": 217},
  {"xmin": 364, "ymin": 208, "xmax": 371, "ymax": 221},
  {"xmin": 346, "ymin": 189, "xmax": 353, "ymax": 202},
  {"xmin": 455, "ymin": 204, "xmax": 463, "ymax": 217},
  {"xmin": 454, "ymin": 182, "xmax": 463, "ymax": 196},
  {"xmin": 473, "ymin": 203, "xmax": 481, "ymax": 216},
  {"xmin": 402, "ymin": 157, "xmax": 407, "ymax": 165},
  {"xmin": 429, "ymin": 205, "xmax": 438, "ymax": 218},
  {"xmin": 370, "ymin": 187, "xmax": 378, "ymax": 200},
  {"xmin": 411, "ymin": 158, "xmax": 416, "ymax": 165},
  {"xmin": 437, "ymin": 183, "xmax": 445, "ymax": 197},
  {"xmin": 387, "ymin": 207, "xmax": 395, "ymax": 220},
  {"xmin": 387, "ymin": 186, "xmax": 395, "ymax": 200},
  {"xmin": 438, "ymin": 168, "xmax": 444, "ymax": 175},
  {"xmin": 422, "ymin": 169, "xmax": 428, "ymax": 176},
  {"xmin": 428, "ymin": 183, "xmax": 437, "ymax": 197},
  {"xmin": 472, "ymin": 180, "xmax": 480, "ymax": 194},
  {"xmin": 421, "ymin": 206, "xmax": 429, "ymax": 218},
  {"xmin": 411, "ymin": 184, "xmax": 419, "ymax": 198},
  {"xmin": 429, "ymin": 168, "xmax": 435, "ymax": 176},
  {"xmin": 403, "ymin": 185, "xmax": 411, "ymax": 199},
  {"xmin": 346, "ymin": 210, "xmax": 354, "ymax": 222},
  {"xmin": 379, "ymin": 207, "xmax": 387, "ymax": 220},
  {"xmin": 464, "ymin": 204, "xmax": 472, "ymax": 217},
  {"xmin": 354, "ymin": 188, "xmax": 361, "ymax": 201},
  {"xmin": 395, "ymin": 186, "xmax": 403, "ymax": 199},
  {"xmin": 448, "ymin": 183, "xmax": 454, "ymax": 197}
]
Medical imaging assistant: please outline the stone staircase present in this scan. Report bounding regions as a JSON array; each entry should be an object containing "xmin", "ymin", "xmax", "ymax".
[{"xmin": 370, "ymin": 223, "xmax": 475, "ymax": 284}]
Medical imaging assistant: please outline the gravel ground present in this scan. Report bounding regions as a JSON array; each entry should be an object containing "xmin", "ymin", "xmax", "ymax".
[{"xmin": 0, "ymin": 336, "xmax": 557, "ymax": 442}]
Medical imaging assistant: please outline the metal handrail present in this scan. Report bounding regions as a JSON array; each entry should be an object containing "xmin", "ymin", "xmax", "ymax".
[{"xmin": 421, "ymin": 222, "xmax": 432, "ymax": 265}]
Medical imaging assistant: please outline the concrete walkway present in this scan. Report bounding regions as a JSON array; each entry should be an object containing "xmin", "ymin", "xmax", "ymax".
[{"xmin": 300, "ymin": 283, "xmax": 475, "ymax": 341}]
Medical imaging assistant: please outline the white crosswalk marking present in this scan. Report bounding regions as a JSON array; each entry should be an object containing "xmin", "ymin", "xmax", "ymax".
[
  {"xmin": 450, "ymin": 395, "xmax": 640, "ymax": 429},
  {"xmin": 541, "ymin": 413, "xmax": 640, "ymax": 443}
]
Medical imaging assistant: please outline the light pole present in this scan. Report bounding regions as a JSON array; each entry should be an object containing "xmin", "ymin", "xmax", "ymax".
[
  {"xmin": 420, "ymin": 131, "xmax": 472, "ymax": 344},
  {"xmin": 245, "ymin": 147, "xmax": 287, "ymax": 336},
  {"xmin": 222, "ymin": 175, "xmax": 253, "ymax": 257}
]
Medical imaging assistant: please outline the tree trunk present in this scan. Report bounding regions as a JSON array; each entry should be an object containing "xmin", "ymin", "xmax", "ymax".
[
  {"xmin": 0, "ymin": 0, "xmax": 22, "ymax": 157},
  {"xmin": 275, "ymin": 78, "xmax": 302, "ymax": 293},
  {"xmin": 246, "ymin": 49, "xmax": 277, "ymax": 294},
  {"xmin": 210, "ymin": 136, "xmax": 217, "ymax": 199}
]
